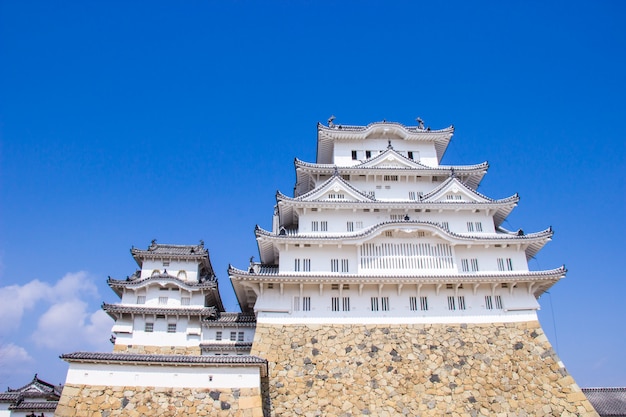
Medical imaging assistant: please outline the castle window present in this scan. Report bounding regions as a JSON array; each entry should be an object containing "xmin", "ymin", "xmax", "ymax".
[
  {"xmin": 347, "ymin": 221, "xmax": 354, "ymax": 232},
  {"xmin": 145, "ymin": 322, "xmax": 154, "ymax": 332},
  {"xmin": 384, "ymin": 175, "xmax": 398, "ymax": 181},
  {"xmin": 181, "ymin": 297, "xmax": 190, "ymax": 306},
  {"xmin": 420, "ymin": 296, "xmax": 428, "ymax": 311},
  {"xmin": 331, "ymin": 283, "xmax": 339, "ymax": 290},
  {"xmin": 311, "ymin": 221, "xmax": 319, "ymax": 232},
  {"xmin": 294, "ymin": 296, "xmax": 300, "ymax": 311},
  {"xmin": 409, "ymin": 191, "xmax": 416, "ymax": 200},
  {"xmin": 332, "ymin": 297, "xmax": 340, "ymax": 311},
  {"xmin": 381, "ymin": 297, "xmax": 390, "ymax": 311},
  {"xmin": 458, "ymin": 296, "xmax": 466, "ymax": 310},
  {"xmin": 447, "ymin": 296, "xmax": 456, "ymax": 310},
  {"xmin": 351, "ymin": 150, "xmax": 358, "ymax": 160},
  {"xmin": 158, "ymin": 296, "xmax": 168, "ymax": 305},
  {"xmin": 407, "ymin": 151, "xmax": 414, "ymax": 160},
  {"xmin": 366, "ymin": 150, "xmax": 372, "ymax": 158},
  {"xmin": 321, "ymin": 221, "xmax": 328, "ymax": 231},
  {"xmin": 303, "ymin": 259, "xmax": 311, "ymax": 271},
  {"xmin": 303, "ymin": 297, "xmax": 311, "ymax": 311},
  {"xmin": 216, "ymin": 331, "xmax": 222, "ymax": 341},
  {"xmin": 485, "ymin": 295, "xmax": 503, "ymax": 310},
  {"xmin": 441, "ymin": 222, "xmax": 449, "ymax": 231},
  {"xmin": 461, "ymin": 258, "xmax": 479, "ymax": 272},
  {"xmin": 390, "ymin": 214, "xmax": 404, "ymax": 221},
  {"xmin": 230, "ymin": 332, "xmax": 237, "ymax": 341},
  {"xmin": 356, "ymin": 221, "xmax": 363, "ymax": 229},
  {"xmin": 343, "ymin": 284, "xmax": 350, "ymax": 290},
  {"xmin": 475, "ymin": 222, "xmax": 483, "ymax": 232},
  {"xmin": 267, "ymin": 283, "xmax": 274, "ymax": 289},
  {"xmin": 163, "ymin": 261, "xmax": 170, "ymax": 267},
  {"xmin": 466, "ymin": 222, "xmax": 474, "ymax": 232},
  {"xmin": 331, "ymin": 259, "xmax": 339, "ymax": 272},
  {"xmin": 497, "ymin": 258, "xmax": 513, "ymax": 271},
  {"xmin": 167, "ymin": 323, "xmax": 176, "ymax": 333},
  {"xmin": 370, "ymin": 297, "xmax": 379, "ymax": 311},
  {"xmin": 238, "ymin": 332, "xmax": 244, "ymax": 342},
  {"xmin": 367, "ymin": 191, "xmax": 376, "ymax": 199},
  {"xmin": 385, "ymin": 231, "xmax": 393, "ymax": 237},
  {"xmin": 409, "ymin": 296, "xmax": 418, "ymax": 311},
  {"xmin": 136, "ymin": 296, "xmax": 146, "ymax": 304},
  {"xmin": 341, "ymin": 259, "xmax": 349, "ymax": 273},
  {"xmin": 294, "ymin": 259, "xmax": 301, "ymax": 271},
  {"xmin": 342, "ymin": 297, "xmax": 350, "ymax": 311}
]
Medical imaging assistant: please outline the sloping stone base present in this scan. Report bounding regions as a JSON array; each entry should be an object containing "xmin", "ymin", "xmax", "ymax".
[
  {"xmin": 54, "ymin": 384, "xmax": 263, "ymax": 417},
  {"xmin": 251, "ymin": 321, "xmax": 598, "ymax": 417}
]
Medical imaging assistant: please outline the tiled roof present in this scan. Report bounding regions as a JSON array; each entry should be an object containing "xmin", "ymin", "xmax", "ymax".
[
  {"xmin": 132, "ymin": 242, "xmax": 208, "ymax": 257},
  {"xmin": 60, "ymin": 352, "xmax": 267, "ymax": 372},
  {"xmin": 8, "ymin": 374, "xmax": 60, "ymax": 395},
  {"xmin": 202, "ymin": 312, "xmax": 257, "ymax": 327},
  {"xmin": 318, "ymin": 120, "xmax": 454, "ymax": 134},
  {"xmin": 102, "ymin": 303, "xmax": 218, "ymax": 319},
  {"xmin": 0, "ymin": 392, "xmax": 20, "ymax": 401},
  {"xmin": 107, "ymin": 274, "xmax": 218, "ymax": 297},
  {"xmin": 9, "ymin": 401, "xmax": 58, "ymax": 410},
  {"xmin": 200, "ymin": 342, "xmax": 253, "ymax": 351},
  {"xmin": 582, "ymin": 388, "xmax": 626, "ymax": 416}
]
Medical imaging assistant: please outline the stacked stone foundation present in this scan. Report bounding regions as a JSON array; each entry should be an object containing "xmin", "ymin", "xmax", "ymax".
[
  {"xmin": 54, "ymin": 384, "xmax": 263, "ymax": 417},
  {"xmin": 251, "ymin": 320, "xmax": 598, "ymax": 417}
]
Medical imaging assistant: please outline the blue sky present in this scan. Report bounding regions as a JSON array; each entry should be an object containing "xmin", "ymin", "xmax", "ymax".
[{"xmin": 0, "ymin": 1, "xmax": 624, "ymax": 388}]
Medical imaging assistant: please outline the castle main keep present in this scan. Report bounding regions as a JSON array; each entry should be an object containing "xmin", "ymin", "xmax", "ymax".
[{"xmin": 54, "ymin": 119, "xmax": 598, "ymax": 416}]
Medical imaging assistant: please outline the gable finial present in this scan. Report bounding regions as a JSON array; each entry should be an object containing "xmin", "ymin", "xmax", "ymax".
[
  {"xmin": 333, "ymin": 166, "xmax": 339, "ymax": 177},
  {"xmin": 387, "ymin": 140, "xmax": 393, "ymax": 150},
  {"xmin": 416, "ymin": 117, "xmax": 425, "ymax": 130},
  {"xmin": 328, "ymin": 115, "xmax": 336, "ymax": 128}
]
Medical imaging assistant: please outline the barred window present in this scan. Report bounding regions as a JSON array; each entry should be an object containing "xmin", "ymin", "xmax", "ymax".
[
  {"xmin": 181, "ymin": 297, "xmax": 190, "ymax": 306},
  {"xmin": 347, "ymin": 221, "xmax": 354, "ymax": 232},
  {"xmin": 371, "ymin": 297, "xmax": 379, "ymax": 311},
  {"xmin": 303, "ymin": 297, "xmax": 311, "ymax": 311},
  {"xmin": 167, "ymin": 323, "xmax": 176, "ymax": 333},
  {"xmin": 145, "ymin": 322, "xmax": 154, "ymax": 332},
  {"xmin": 136, "ymin": 296, "xmax": 146, "ymax": 304},
  {"xmin": 238, "ymin": 332, "xmax": 244, "ymax": 342},
  {"xmin": 497, "ymin": 258, "xmax": 513, "ymax": 271},
  {"xmin": 332, "ymin": 297, "xmax": 340, "ymax": 311},
  {"xmin": 342, "ymin": 297, "xmax": 350, "ymax": 311},
  {"xmin": 216, "ymin": 331, "xmax": 222, "ymax": 341}
]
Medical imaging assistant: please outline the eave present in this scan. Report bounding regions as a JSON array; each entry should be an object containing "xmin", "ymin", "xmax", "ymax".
[
  {"xmin": 101, "ymin": 303, "xmax": 218, "ymax": 321},
  {"xmin": 255, "ymin": 221, "xmax": 553, "ymax": 264},
  {"xmin": 60, "ymin": 352, "xmax": 268, "ymax": 377}
]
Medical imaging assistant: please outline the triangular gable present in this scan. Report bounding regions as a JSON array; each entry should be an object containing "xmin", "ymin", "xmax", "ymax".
[
  {"xmin": 292, "ymin": 175, "xmax": 374, "ymax": 203},
  {"xmin": 421, "ymin": 177, "xmax": 493, "ymax": 203},
  {"xmin": 356, "ymin": 148, "xmax": 432, "ymax": 170}
]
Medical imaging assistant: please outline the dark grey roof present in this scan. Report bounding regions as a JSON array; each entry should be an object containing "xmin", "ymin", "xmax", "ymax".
[
  {"xmin": 200, "ymin": 342, "xmax": 253, "ymax": 352},
  {"xmin": 583, "ymin": 388, "xmax": 626, "ymax": 416},
  {"xmin": 107, "ymin": 274, "xmax": 218, "ymax": 297},
  {"xmin": 9, "ymin": 401, "xmax": 58, "ymax": 410},
  {"xmin": 0, "ymin": 392, "xmax": 20, "ymax": 402},
  {"xmin": 102, "ymin": 303, "xmax": 218, "ymax": 319},
  {"xmin": 8, "ymin": 374, "xmax": 61, "ymax": 396},
  {"xmin": 60, "ymin": 352, "xmax": 267, "ymax": 376},
  {"xmin": 202, "ymin": 312, "xmax": 257, "ymax": 327}
]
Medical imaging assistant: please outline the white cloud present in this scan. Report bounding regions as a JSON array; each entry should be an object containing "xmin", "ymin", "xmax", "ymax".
[
  {"xmin": 33, "ymin": 300, "xmax": 112, "ymax": 351},
  {"xmin": 0, "ymin": 271, "xmax": 100, "ymax": 336},
  {"xmin": 0, "ymin": 343, "xmax": 34, "ymax": 380}
]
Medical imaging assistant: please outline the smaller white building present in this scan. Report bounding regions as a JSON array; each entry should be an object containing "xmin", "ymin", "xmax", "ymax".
[{"xmin": 0, "ymin": 374, "xmax": 61, "ymax": 417}]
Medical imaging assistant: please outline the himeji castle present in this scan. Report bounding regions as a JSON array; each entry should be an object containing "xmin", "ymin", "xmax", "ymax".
[{"xmin": 54, "ymin": 118, "xmax": 599, "ymax": 417}]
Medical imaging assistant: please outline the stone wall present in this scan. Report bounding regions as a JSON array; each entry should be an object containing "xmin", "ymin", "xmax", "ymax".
[
  {"xmin": 54, "ymin": 384, "xmax": 263, "ymax": 417},
  {"xmin": 112, "ymin": 344, "xmax": 201, "ymax": 355},
  {"xmin": 251, "ymin": 321, "xmax": 598, "ymax": 417}
]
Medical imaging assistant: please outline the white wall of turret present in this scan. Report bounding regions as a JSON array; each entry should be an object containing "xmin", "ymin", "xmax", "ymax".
[
  {"xmin": 119, "ymin": 286, "xmax": 206, "ymax": 306},
  {"xmin": 295, "ymin": 208, "xmax": 497, "ymax": 234},
  {"xmin": 333, "ymin": 139, "xmax": 438, "ymax": 167},
  {"xmin": 252, "ymin": 281, "xmax": 539, "ymax": 324},
  {"xmin": 139, "ymin": 259, "xmax": 200, "ymax": 282}
]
